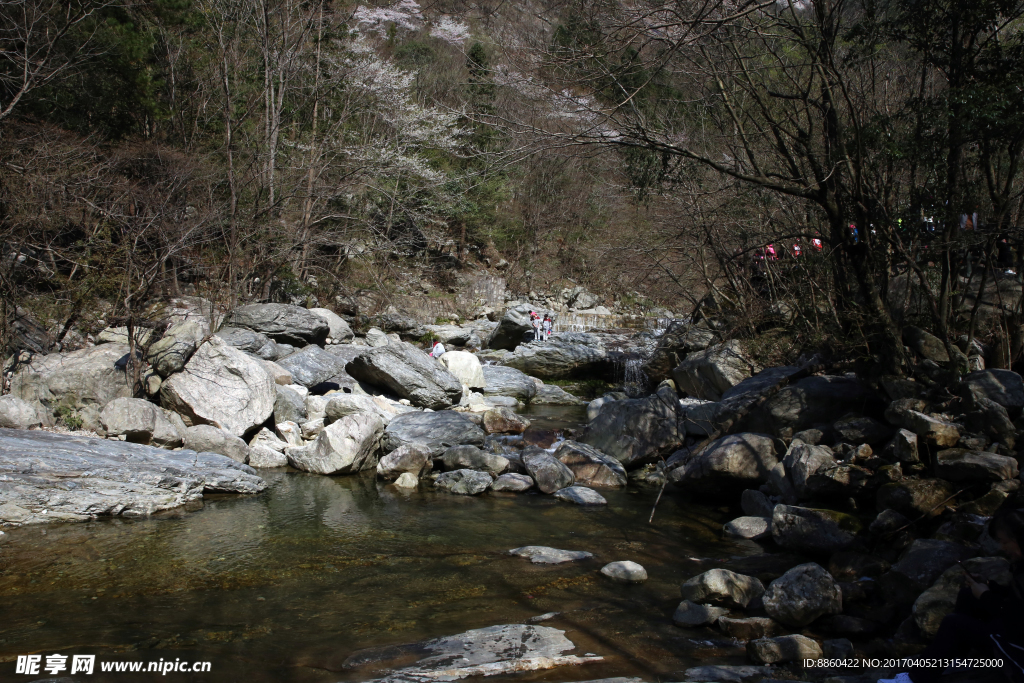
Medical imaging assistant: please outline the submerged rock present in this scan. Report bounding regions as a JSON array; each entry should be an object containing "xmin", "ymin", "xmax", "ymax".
[
  {"xmin": 434, "ymin": 469, "xmax": 493, "ymax": 495},
  {"xmin": 509, "ymin": 546, "xmax": 594, "ymax": 564}
]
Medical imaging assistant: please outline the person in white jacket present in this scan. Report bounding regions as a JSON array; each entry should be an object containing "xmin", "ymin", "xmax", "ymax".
[{"xmin": 429, "ymin": 341, "xmax": 446, "ymax": 358}]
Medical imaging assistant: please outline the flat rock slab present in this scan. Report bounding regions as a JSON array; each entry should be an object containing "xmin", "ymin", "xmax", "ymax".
[
  {"xmin": 510, "ymin": 546, "xmax": 595, "ymax": 564},
  {"xmin": 553, "ymin": 485, "xmax": 607, "ymax": 505},
  {"xmin": 0, "ymin": 428, "xmax": 265, "ymax": 526}
]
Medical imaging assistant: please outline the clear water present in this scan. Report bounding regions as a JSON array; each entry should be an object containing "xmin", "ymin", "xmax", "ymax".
[{"xmin": 0, "ymin": 408, "xmax": 763, "ymax": 683}]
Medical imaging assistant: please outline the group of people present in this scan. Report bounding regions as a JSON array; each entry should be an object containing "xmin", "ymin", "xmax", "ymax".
[
  {"xmin": 751, "ymin": 235, "xmax": 825, "ymax": 263},
  {"xmin": 529, "ymin": 311, "xmax": 553, "ymax": 341}
]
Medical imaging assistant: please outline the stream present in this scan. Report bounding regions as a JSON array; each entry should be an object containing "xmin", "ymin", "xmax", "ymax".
[{"xmin": 0, "ymin": 407, "xmax": 765, "ymax": 682}]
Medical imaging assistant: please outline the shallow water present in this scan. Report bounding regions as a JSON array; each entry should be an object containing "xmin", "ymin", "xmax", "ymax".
[{"xmin": 0, "ymin": 409, "xmax": 762, "ymax": 683}]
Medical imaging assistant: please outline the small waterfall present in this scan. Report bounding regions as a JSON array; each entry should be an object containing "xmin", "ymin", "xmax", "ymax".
[{"xmin": 623, "ymin": 356, "xmax": 648, "ymax": 397}]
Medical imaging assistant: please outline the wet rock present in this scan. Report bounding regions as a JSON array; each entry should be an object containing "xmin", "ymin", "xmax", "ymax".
[
  {"xmin": 833, "ymin": 415, "xmax": 892, "ymax": 446},
  {"xmin": 642, "ymin": 322, "xmax": 718, "ymax": 382},
  {"xmin": 762, "ymin": 563, "xmax": 843, "ymax": 627},
  {"xmin": 481, "ymin": 365, "xmax": 537, "ymax": 402},
  {"xmin": 381, "ymin": 411, "xmax": 485, "ymax": 458},
  {"xmin": 668, "ymin": 433, "xmax": 778, "ymax": 491},
  {"xmin": 771, "ymin": 505, "xmax": 860, "ymax": 553},
  {"xmin": 747, "ymin": 635, "xmax": 821, "ymax": 664},
  {"xmin": 308, "ymin": 308, "xmax": 354, "ymax": 342},
  {"xmin": 717, "ymin": 616, "xmax": 783, "ymax": 640},
  {"xmin": 394, "ymin": 472, "xmax": 418, "ymax": 488},
  {"xmin": 492, "ymin": 473, "xmax": 534, "ymax": 492},
  {"xmin": 276, "ymin": 345, "xmax": 350, "ymax": 388},
  {"xmin": 274, "ymin": 385, "xmax": 308, "ymax": 424},
  {"xmin": 601, "ymin": 561, "xmax": 647, "ymax": 583},
  {"xmin": 724, "ymin": 516, "xmax": 771, "ymax": 540},
  {"xmin": 160, "ymin": 337, "xmax": 276, "ymax": 437},
  {"xmin": 288, "ymin": 413, "xmax": 383, "ymax": 475},
  {"xmin": 10, "ymin": 344, "xmax": 131, "ymax": 415},
  {"xmin": 913, "ymin": 557, "xmax": 1011, "ymax": 637},
  {"xmin": 440, "ymin": 351, "xmax": 485, "ymax": 388},
  {"xmin": 223, "ymin": 303, "xmax": 329, "ymax": 346},
  {"xmin": 580, "ymin": 385, "xmax": 683, "ymax": 467},
  {"xmin": 741, "ymin": 489, "xmax": 775, "ymax": 518},
  {"xmin": 99, "ymin": 397, "xmax": 181, "ymax": 448},
  {"xmin": 935, "ymin": 448, "xmax": 1019, "ymax": 482},
  {"xmin": 523, "ymin": 452, "xmax": 575, "ymax": 493},
  {"xmin": 503, "ymin": 333, "xmax": 610, "ymax": 380},
  {"xmin": 434, "ymin": 468, "xmax": 492, "ymax": 495},
  {"xmin": 183, "ymin": 424, "xmax": 249, "ymax": 463},
  {"xmin": 553, "ymin": 485, "xmax": 607, "ymax": 505},
  {"xmin": 671, "ymin": 340, "xmax": 761, "ymax": 400},
  {"xmin": 441, "ymin": 445, "xmax": 510, "ymax": 476},
  {"xmin": 680, "ymin": 568, "xmax": 765, "ymax": 609},
  {"xmin": 683, "ymin": 665, "xmax": 770, "ymax": 682},
  {"xmin": 0, "ymin": 428, "xmax": 265, "ymax": 525},
  {"xmin": 482, "ymin": 407, "xmax": 530, "ymax": 434},
  {"xmin": 532, "ymin": 384, "xmax": 584, "ymax": 405},
  {"xmin": 553, "ymin": 441, "xmax": 627, "ymax": 487},
  {"xmin": 0, "ymin": 395, "xmax": 42, "ymax": 429},
  {"xmin": 487, "ymin": 305, "xmax": 538, "ymax": 350},
  {"xmin": 509, "ymin": 546, "xmax": 594, "ymax": 564},
  {"xmin": 903, "ymin": 326, "xmax": 950, "ymax": 362},
  {"xmin": 146, "ymin": 320, "xmax": 205, "ymax": 377},
  {"xmin": 877, "ymin": 479, "xmax": 955, "ymax": 518},
  {"xmin": 960, "ymin": 369, "xmax": 1024, "ymax": 417},
  {"xmin": 347, "ymin": 342, "xmax": 463, "ymax": 409},
  {"xmin": 377, "ymin": 444, "xmax": 433, "ymax": 480},
  {"xmin": 673, "ymin": 600, "xmax": 728, "ymax": 627}
]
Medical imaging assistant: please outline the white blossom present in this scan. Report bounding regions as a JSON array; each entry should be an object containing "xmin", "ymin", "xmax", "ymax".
[
  {"xmin": 430, "ymin": 17, "xmax": 471, "ymax": 46},
  {"xmin": 353, "ymin": 0, "xmax": 423, "ymax": 36}
]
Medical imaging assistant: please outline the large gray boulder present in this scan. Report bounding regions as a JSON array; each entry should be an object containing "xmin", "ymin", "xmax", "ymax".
[
  {"xmin": 553, "ymin": 440, "xmax": 627, "ymax": 487},
  {"xmin": 376, "ymin": 444, "xmax": 433, "ymax": 480},
  {"xmin": 487, "ymin": 304, "xmax": 537, "ymax": 350},
  {"xmin": 146, "ymin": 320, "xmax": 206, "ymax": 378},
  {"xmin": 440, "ymin": 351, "xmax": 485, "ymax": 388},
  {"xmin": 667, "ymin": 433, "xmax": 778, "ymax": 490},
  {"xmin": 481, "ymin": 365, "xmax": 537, "ymax": 401},
  {"xmin": 274, "ymin": 385, "xmax": 308, "ymax": 424},
  {"xmin": 325, "ymin": 394, "xmax": 410, "ymax": 427},
  {"xmin": 99, "ymin": 398, "xmax": 181, "ymax": 448},
  {"xmin": 381, "ymin": 411, "xmax": 486, "ymax": 457},
  {"xmin": 287, "ymin": 413, "xmax": 383, "ymax": 475},
  {"xmin": 671, "ymin": 340, "xmax": 760, "ymax": 400},
  {"xmin": 961, "ymin": 369, "xmax": 1024, "ymax": 417},
  {"xmin": 580, "ymin": 385, "xmax": 683, "ymax": 467},
  {"xmin": 0, "ymin": 395, "xmax": 42, "ymax": 429},
  {"xmin": 782, "ymin": 442, "xmax": 838, "ymax": 499},
  {"xmin": 276, "ymin": 345, "xmax": 351, "ymax": 388},
  {"xmin": 643, "ymin": 322, "xmax": 718, "ymax": 382},
  {"xmin": 762, "ymin": 563, "xmax": 843, "ymax": 627},
  {"xmin": 935, "ymin": 448, "xmax": 1019, "ymax": 482},
  {"xmin": 214, "ymin": 326, "xmax": 288, "ymax": 360},
  {"xmin": 771, "ymin": 505, "xmax": 860, "ymax": 553},
  {"xmin": 434, "ymin": 469, "xmax": 493, "ymax": 495},
  {"xmin": 0, "ymin": 428, "xmax": 265, "ymax": 525},
  {"xmin": 492, "ymin": 473, "xmax": 535, "ymax": 492},
  {"xmin": 182, "ymin": 424, "xmax": 250, "ymax": 463},
  {"xmin": 10, "ymin": 344, "xmax": 131, "ymax": 415},
  {"xmin": 424, "ymin": 324, "xmax": 479, "ymax": 347},
  {"xmin": 532, "ymin": 384, "xmax": 585, "ymax": 405},
  {"xmin": 308, "ymin": 307, "xmax": 354, "ymax": 342},
  {"xmin": 523, "ymin": 451, "xmax": 575, "ymax": 493},
  {"xmin": 502, "ymin": 333, "xmax": 610, "ymax": 380},
  {"xmin": 553, "ymin": 485, "xmax": 607, "ymax": 505},
  {"xmin": 247, "ymin": 428, "xmax": 289, "ymax": 468},
  {"xmin": 441, "ymin": 445, "xmax": 510, "ymax": 475},
  {"xmin": 222, "ymin": 303, "xmax": 329, "ymax": 346},
  {"xmin": 160, "ymin": 337, "xmax": 276, "ymax": 437},
  {"xmin": 346, "ymin": 341, "xmax": 463, "ymax": 409},
  {"xmin": 679, "ymin": 568, "xmax": 764, "ymax": 608}
]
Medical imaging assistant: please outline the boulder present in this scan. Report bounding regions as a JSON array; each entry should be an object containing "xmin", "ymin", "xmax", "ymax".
[
  {"xmin": 214, "ymin": 326, "xmax": 286, "ymax": 360},
  {"xmin": 724, "ymin": 516, "xmax": 771, "ymax": 540},
  {"xmin": 394, "ymin": 472, "xmax": 418, "ymax": 488},
  {"xmin": 301, "ymin": 418, "xmax": 325, "ymax": 439},
  {"xmin": 276, "ymin": 421, "xmax": 303, "ymax": 446},
  {"xmin": 509, "ymin": 546, "xmax": 594, "ymax": 564},
  {"xmin": 0, "ymin": 428, "xmax": 264, "ymax": 525},
  {"xmin": 553, "ymin": 485, "xmax": 607, "ymax": 505},
  {"xmin": 381, "ymin": 411, "xmax": 485, "ymax": 457},
  {"xmin": 424, "ymin": 324, "xmax": 479, "ymax": 347},
  {"xmin": 961, "ymin": 369, "xmax": 1024, "ymax": 417},
  {"xmin": 885, "ymin": 402, "xmax": 960, "ymax": 446},
  {"xmin": 771, "ymin": 505, "xmax": 860, "ymax": 553},
  {"xmin": 877, "ymin": 479, "xmax": 955, "ymax": 518},
  {"xmin": 346, "ymin": 341, "xmax": 463, "ymax": 409},
  {"xmin": 276, "ymin": 345, "xmax": 350, "ymax": 388},
  {"xmin": 913, "ymin": 557, "xmax": 1012, "ymax": 637},
  {"xmin": 247, "ymin": 428, "xmax": 289, "ymax": 468},
  {"xmin": 580, "ymin": 385, "xmax": 683, "ymax": 467},
  {"xmin": 287, "ymin": 413, "xmax": 383, "ymax": 475},
  {"xmin": 9, "ymin": 344, "xmax": 131, "ymax": 415},
  {"xmin": 935, "ymin": 448, "xmax": 1019, "ymax": 482},
  {"xmin": 720, "ymin": 366, "xmax": 799, "ymax": 402},
  {"xmin": 747, "ymin": 635, "xmax": 822, "ymax": 665},
  {"xmin": 222, "ymin": 303, "xmax": 329, "ymax": 346},
  {"xmin": 182, "ymin": 424, "xmax": 249, "ymax": 463},
  {"xmin": 553, "ymin": 441, "xmax": 627, "ymax": 487},
  {"xmin": 965, "ymin": 396, "xmax": 1016, "ymax": 448},
  {"xmin": 146, "ymin": 320, "xmax": 205, "ymax": 377},
  {"xmin": 679, "ymin": 568, "xmax": 765, "ymax": 609},
  {"xmin": 376, "ymin": 444, "xmax": 433, "ymax": 480},
  {"xmin": 717, "ymin": 617, "xmax": 783, "ymax": 640},
  {"xmin": 532, "ymin": 384, "xmax": 584, "ymax": 406},
  {"xmin": 755, "ymin": 375, "xmax": 876, "ymax": 432},
  {"xmin": 890, "ymin": 429, "xmax": 920, "ymax": 463},
  {"xmin": 96, "ymin": 326, "xmax": 152, "ymax": 346},
  {"xmin": 762, "ymin": 563, "xmax": 843, "ymax": 627},
  {"xmin": 365, "ymin": 327, "xmax": 389, "ymax": 347},
  {"xmin": 481, "ymin": 365, "xmax": 538, "ymax": 402},
  {"xmin": 642, "ymin": 322, "xmax": 718, "ymax": 382},
  {"xmin": 160, "ymin": 337, "xmax": 276, "ymax": 437},
  {"xmin": 440, "ymin": 351, "xmax": 486, "ymax": 388},
  {"xmin": 671, "ymin": 340, "xmax": 760, "ymax": 400},
  {"xmin": 0, "ymin": 395, "xmax": 42, "ymax": 429},
  {"xmin": 601, "ymin": 561, "xmax": 647, "ymax": 583},
  {"xmin": 487, "ymin": 305, "xmax": 537, "ymax": 350},
  {"xmin": 523, "ymin": 452, "xmax": 575, "ymax": 493},
  {"xmin": 99, "ymin": 398, "xmax": 181, "ymax": 447},
  {"xmin": 783, "ymin": 442, "xmax": 837, "ymax": 498},
  {"xmin": 903, "ymin": 326, "xmax": 950, "ymax": 362},
  {"xmin": 308, "ymin": 307, "xmax": 354, "ymax": 342},
  {"xmin": 441, "ymin": 445, "xmax": 510, "ymax": 475},
  {"xmin": 673, "ymin": 600, "xmax": 728, "ymax": 627},
  {"xmin": 492, "ymin": 473, "xmax": 534, "ymax": 492},
  {"xmin": 482, "ymin": 407, "xmax": 530, "ymax": 434},
  {"xmin": 889, "ymin": 539, "xmax": 974, "ymax": 589},
  {"xmin": 668, "ymin": 433, "xmax": 778, "ymax": 490},
  {"xmin": 502, "ymin": 333, "xmax": 610, "ymax": 380},
  {"xmin": 274, "ymin": 385, "xmax": 308, "ymax": 425},
  {"xmin": 741, "ymin": 489, "xmax": 775, "ymax": 518},
  {"xmin": 325, "ymin": 393, "xmax": 410, "ymax": 427},
  {"xmin": 260, "ymin": 360, "xmax": 293, "ymax": 385},
  {"xmin": 434, "ymin": 469, "xmax": 492, "ymax": 495}
]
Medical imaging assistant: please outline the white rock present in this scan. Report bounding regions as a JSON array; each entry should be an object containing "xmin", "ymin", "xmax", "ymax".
[
  {"xmin": 276, "ymin": 421, "xmax": 303, "ymax": 446},
  {"xmin": 287, "ymin": 413, "xmax": 384, "ymax": 475},
  {"xmin": 440, "ymin": 351, "xmax": 486, "ymax": 389},
  {"xmin": 308, "ymin": 308, "xmax": 354, "ymax": 341},
  {"xmin": 509, "ymin": 546, "xmax": 594, "ymax": 564},
  {"xmin": 394, "ymin": 472, "xmax": 419, "ymax": 488},
  {"xmin": 600, "ymin": 561, "xmax": 647, "ymax": 583}
]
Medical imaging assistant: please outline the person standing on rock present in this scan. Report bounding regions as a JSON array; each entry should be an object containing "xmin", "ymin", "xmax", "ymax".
[
  {"xmin": 430, "ymin": 340, "xmax": 446, "ymax": 358},
  {"xmin": 542, "ymin": 314, "xmax": 553, "ymax": 339},
  {"xmin": 531, "ymin": 312, "xmax": 542, "ymax": 341},
  {"xmin": 878, "ymin": 509, "xmax": 1024, "ymax": 683}
]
